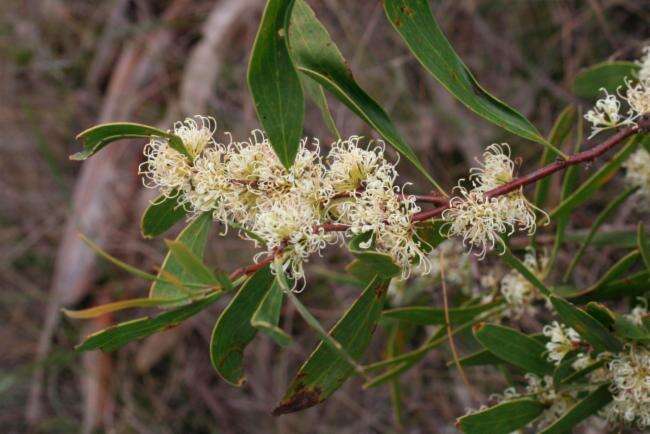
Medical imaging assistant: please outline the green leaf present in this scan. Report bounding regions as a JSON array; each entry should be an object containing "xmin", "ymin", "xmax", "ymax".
[
  {"xmin": 550, "ymin": 296, "xmax": 623, "ymax": 353},
  {"xmin": 382, "ymin": 300, "xmax": 502, "ymax": 325},
  {"xmin": 614, "ymin": 315, "xmax": 650, "ymax": 343},
  {"xmin": 638, "ymin": 223, "xmax": 650, "ymax": 273},
  {"xmin": 248, "ymin": 0, "xmax": 303, "ymax": 168},
  {"xmin": 454, "ymin": 349, "xmax": 504, "ymax": 368},
  {"xmin": 551, "ymin": 134, "xmax": 646, "ymax": 218},
  {"xmin": 563, "ymin": 186, "xmax": 637, "ymax": 281},
  {"xmin": 573, "ymin": 61, "xmax": 640, "ymax": 99},
  {"xmin": 588, "ymin": 250, "xmax": 641, "ymax": 292},
  {"xmin": 210, "ymin": 266, "xmax": 274, "ymax": 386},
  {"xmin": 384, "ymin": 0, "xmax": 556, "ymax": 154},
  {"xmin": 565, "ymin": 228, "xmax": 650, "ymax": 249},
  {"xmin": 141, "ymin": 193, "xmax": 187, "ymax": 239},
  {"xmin": 458, "ymin": 398, "xmax": 545, "ymax": 434},
  {"xmin": 72, "ymin": 122, "xmax": 188, "ymax": 160},
  {"xmin": 75, "ymin": 291, "xmax": 222, "ymax": 351},
  {"xmin": 165, "ymin": 239, "xmax": 220, "ymax": 287},
  {"xmin": 474, "ymin": 324, "xmax": 554, "ymax": 376},
  {"xmin": 149, "ymin": 213, "xmax": 212, "ymax": 300},
  {"xmin": 273, "ymin": 276, "xmax": 388, "ymax": 415},
  {"xmin": 534, "ymin": 106, "xmax": 577, "ymax": 209},
  {"xmin": 585, "ymin": 302, "xmax": 617, "ymax": 329},
  {"xmin": 63, "ymin": 297, "xmax": 188, "ymax": 319},
  {"xmin": 539, "ymin": 384, "xmax": 612, "ymax": 434},
  {"xmin": 288, "ymin": 0, "xmax": 441, "ymax": 190},
  {"xmin": 566, "ymin": 270, "xmax": 650, "ymax": 303},
  {"xmin": 300, "ymin": 75, "xmax": 340, "ymax": 139},
  {"xmin": 348, "ymin": 232, "xmax": 401, "ymax": 279},
  {"xmin": 250, "ymin": 281, "xmax": 292, "ymax": 347}
]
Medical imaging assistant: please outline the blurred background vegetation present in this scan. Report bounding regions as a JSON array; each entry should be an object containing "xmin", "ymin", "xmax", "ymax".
[{"xmin": 0, "ymin": 0, "xmax": 648, "ymax": 432}]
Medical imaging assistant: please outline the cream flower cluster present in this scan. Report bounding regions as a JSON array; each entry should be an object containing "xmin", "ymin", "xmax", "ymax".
[
  {"xmin": 442, "ymin": 144, "xmax": 543, "ymax": 258},
  {"xmin": 623, "ymin": 147, "xmax": 650, "ymax": 208},
  {"xmin": 602, "ymin": 345, "xmax": 650, "ymax": 429},
  {"xmin": 140, "ymin": 120, "xmax": 430, "ymax": 286},
  {"xmin": 543, "ymin": 321, "xmax": 581, "ymax": 365},
  {"xmin": 585, "ymin": 46, "xmax": 650, "ymax": 138},
  {"xmin": 499, "ymin": 250, "xmax": 548, "ymax": 319}
]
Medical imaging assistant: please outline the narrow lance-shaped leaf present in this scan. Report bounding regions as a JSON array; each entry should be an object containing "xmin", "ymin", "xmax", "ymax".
[
  {"xmin": 550, "ymin": 296, "xmax": 623, "ymax": 353},
  {"xmin": 500, "ymin": 247, "xmax": 551, "ymax": 298},
  {"xmin": 384, "ymin": 0, "xmax": 558, "ymax": 154},
  {"xmin": 165, "ymin": 239, "xmax": 220, "ymax": 287},
  {"xmin": 458, "ymin": 398, "xmax": 545, "ymax": 434},
  {"xmin": 250, "ymin": 280, "xmax": 292, "ymax": 347},
  {"xmin": 73, "ymin": 122, "xmax": 188, "ymax": 160},
  {"xmin": 382, "ymin": 300, "xmax": 502, "ymax": 325},
  {"xmin": 539, "ymin": 384, "xmax": 612, "ymax": 434},
  {"xmin": 453, "ymin": 349, "xmax": 504, "ymax": 368},
  {"xmin": 273, "ymin": 276, "xmax": 388, "ymax": 415},
  {"xmin": 248, "ymin": 0, "xmax": 304, "ymax": 168},
  {"xmin": 75, "ymin": 291, "xmax": 223, "ymax": 352},
  {"xmin": 474, "ymin": 324, "xmax": 554, "ymax": 376},
  {"xmin": 149, "ymin": 213, "xmax": 212, "ymax": 301},
  {"xmin": 141, "ymin": 192, "xmax": 188, "ymax": 239},
  {"xmin": 288, "ymin": 0, "xmax": 442, "ymax": 191},
  {"xmin": 63, "ymin": 297, "xmax": 189, "ymax": 319},
  {"xmin": 210, "ymin": 266, "xmax": 275, "ymax": 386},
  {"xmin": 347, "ymin": 232, "xmax": 401, "ymax": 279},
  {"xmin": 573, "ymin": 61, "xmax": 640, "ymax": 99}
]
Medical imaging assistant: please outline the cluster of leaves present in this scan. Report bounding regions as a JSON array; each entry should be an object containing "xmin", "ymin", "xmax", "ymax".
[{"xmin": 67, "ymin": 0, "xmax": 649, "ymax": 430}]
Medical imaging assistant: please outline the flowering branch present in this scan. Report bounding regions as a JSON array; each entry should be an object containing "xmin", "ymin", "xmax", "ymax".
[{"xmin": 412, "ymin": 117, "xmax": 649, "ymax": 223}]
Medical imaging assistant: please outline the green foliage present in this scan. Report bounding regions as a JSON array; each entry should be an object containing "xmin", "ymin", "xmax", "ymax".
[
  {"xmin": 250, "ymin": 281, "xmax": 292, "ymax": 347},
  {"xmin": 474, "ymin": 324, "xmax": 554, "ymax": 376},
  {"xmin": 273, "ymin": 277, "xmax": 388, "ymax": 414},
  {"xmin": 73, "ymin": 122, "xmax": 188, "ymax": 160},
  {"xmin": 75, "ymin": 292, "xmax": 223, "ymax": 352},
  {"xmin": 149, "ymin": 213, "xmax": 212, "ymax": 301},
  {"xmin": 289, "ymin": 0, "xmax": 441, "ymax": 190},
  {"xmin": 141, "ymin": 193, "xmax": 187, "ymax": 238},
  {"xmin": 210, "ymin": 267, "xmax": 275, "ymax": 386},
  {"xmin": 248, "ymin": 0, "xmax": 304, "ymax": 168},
  {"xmin": 382, "ymin": 300, "xmax": 501, "ymax": 325},
  {"xmin": 458, "ymin": 398, "xmax": 545, "ymax": 434},
  {"xmin": 384, "ymin": 0, "xmax": 558, "ymax": 154},
  {"xmin": 573, "ymin": 61, "xmax": 640, "ymax": 99}
]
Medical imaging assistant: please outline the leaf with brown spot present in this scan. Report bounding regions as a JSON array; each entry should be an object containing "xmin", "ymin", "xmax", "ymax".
[{"xmin": 273, "ymin": 276, "xmax": 388, "ymax": 415}]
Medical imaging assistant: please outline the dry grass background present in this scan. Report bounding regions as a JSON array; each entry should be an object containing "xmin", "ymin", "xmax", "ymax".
[{"xmin": 0, "ymin": 1, "xmax": 648, "ymax": 433}]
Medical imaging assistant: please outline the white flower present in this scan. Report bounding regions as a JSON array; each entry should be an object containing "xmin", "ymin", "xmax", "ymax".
[
  {"xmin": 638, "ymin": 45, "xmax": 650, "ymax": 83},
  {"xmin": 186, "ymin": 146, "xmax": 230, "ymax": 216},
  {"xmin": 602, "ymin": 345, "xmax": 650, "ymax": 429},
  {"xmin": 623, "ymin": 148, "xmax": 650, "ymax": 208},
  {"xmin": 139, "ymin": 137, "xmax": 191, "ymax": 197},
  {"xmin": 344, "ymin": 182, "xmax": 429, "ymax": 278},
  {"xmin": 622, "ymin": 78, "xmax": 650, "ymax": 118},
  {"xmin": 442, "ymin": 144, "xmax": 544, "ymax": 258},
  {"xmin": 626, "ymin": 298, "xmax": 648, "ymax": 326},
  {"xmin": 500, "ymin": 251, "xmax": 548, "ymax": 319},
  {"xmin": 470, "ymin": 143, "xmax": 516, "ymax": 190},
  {"xmin": 442, "ymin": 187, "xmax": 510, "ymax": 259},
  {"xmin": 584, "ymin": 90, "xmax": 635, "ymax": 138},
  {"xmin": 251, "ymin": 196, "xmax": 335, "ymax": 291},
  {"xmin": 172, "ymin": 115, "xmax": 216, "ymax": 159},
  {"xmin": 326, "ymin": 136, "xmax": 395, "ymax": 194},
  {"xmin": 543, "ymin": 321, "xmax": 582, "ymax": 365}
]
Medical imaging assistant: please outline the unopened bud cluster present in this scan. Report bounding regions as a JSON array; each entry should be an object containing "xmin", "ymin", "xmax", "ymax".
[{"xmin": 140, "ymin": 118, "xmax": 430, "ymax": 287}]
